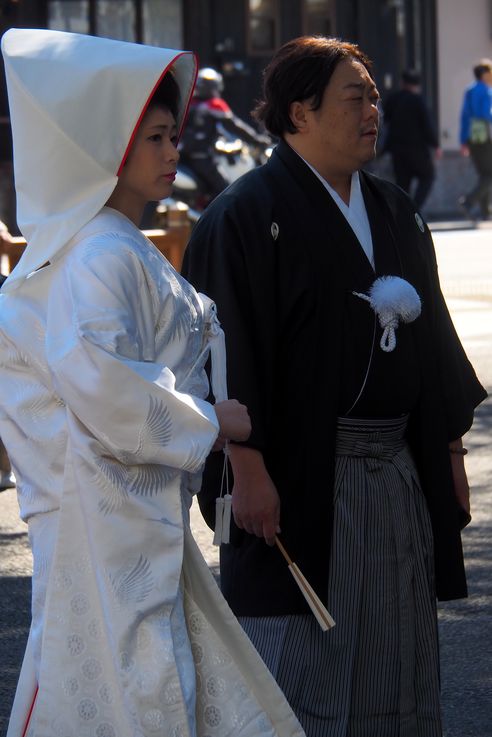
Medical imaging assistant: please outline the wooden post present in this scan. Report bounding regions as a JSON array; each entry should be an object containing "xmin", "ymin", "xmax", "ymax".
[{"xmin": 0, "ymin": 204, "xmax": 192, "ymax": 275}]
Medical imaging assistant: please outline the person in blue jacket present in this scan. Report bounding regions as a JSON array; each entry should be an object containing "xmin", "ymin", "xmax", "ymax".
[{"xmin": 459, "ymin": 58, "xmax": 492, "ymax": 219}]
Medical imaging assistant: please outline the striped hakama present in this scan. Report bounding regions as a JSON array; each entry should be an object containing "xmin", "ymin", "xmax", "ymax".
[{"xmin": 240, "ymin": 416, "xmax": 442, "ymax": 737}]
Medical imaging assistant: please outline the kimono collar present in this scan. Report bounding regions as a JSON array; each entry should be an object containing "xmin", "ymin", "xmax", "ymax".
[
  {"xmin": 298, "ymin": 156, "xmax": 374, "ymax": 269},
  {"xmin": 270, "ymin": 141, "xmax": 375, "ymax": 283}
]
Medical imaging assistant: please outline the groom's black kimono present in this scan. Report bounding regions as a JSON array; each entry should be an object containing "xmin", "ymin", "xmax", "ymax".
[{"xmin": 183, "ymin": 140, "xmax": 486, "ymax": 616}]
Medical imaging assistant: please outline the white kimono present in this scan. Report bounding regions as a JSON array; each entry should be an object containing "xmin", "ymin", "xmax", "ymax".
[
  {"xmin": 0, "ymin": 28, "xmax": 304, "ymax": 737},
  {"xmin": 0, "ymin": 208, "xmax": 303, "ymax": 737}
]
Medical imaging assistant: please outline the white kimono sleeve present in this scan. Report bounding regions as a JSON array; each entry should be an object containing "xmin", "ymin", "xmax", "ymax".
[{"xmin": 45, "ymin": 241, "xmax": 219, "ymax": 471}]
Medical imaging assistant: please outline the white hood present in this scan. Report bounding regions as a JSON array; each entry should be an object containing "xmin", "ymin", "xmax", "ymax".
[{"xmin": 1, "ymin": 28, "xmax": 197, "ymax": 292}]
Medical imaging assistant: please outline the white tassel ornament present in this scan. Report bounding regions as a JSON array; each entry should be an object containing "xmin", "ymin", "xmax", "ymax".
[
  {"xmin": 213, "ymin": 497, "xmax": 224, "ymax": 546},
  {"xmin": 353, "ymin": 275, "xmax": 421, "ymax": 352},
  {"xmin": 213, "ymin": 444, "xmax": 233, "ymax": 546},
  {"xmin": 221, "ymin": 494, "xmax": 232, "ymax": 544}
]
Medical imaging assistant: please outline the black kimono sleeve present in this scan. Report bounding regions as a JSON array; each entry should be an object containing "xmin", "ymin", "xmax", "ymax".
[
  {"xmin": 183, "ymin": 198, "xmax": 278, "ymax": 448},
  {"xmin": 373, "ymin": 175, "xmax": 487, "ymax": 599},
  {"xmin": 182, "ymin": 185, "xmax": 279, "ymax": 527},
  {"xmin": 368, "ymin": 172, "xmax": 487, "ymax": 440}
]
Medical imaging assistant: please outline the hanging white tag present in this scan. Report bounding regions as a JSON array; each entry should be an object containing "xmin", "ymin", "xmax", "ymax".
[
  {"xmin": 221, "ymin": 494, "xmax": 232, "ymax": 544},
  {"xmin": 213, "ymin": 496, "xmax": 225, "ymax": 546},
  {"xmin": 213, "ymin": 444, "xmax": 232, "ymax": 546}
]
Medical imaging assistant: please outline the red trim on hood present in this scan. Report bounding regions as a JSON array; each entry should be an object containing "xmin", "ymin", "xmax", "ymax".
[
  {"xmin": 117, "ymin": 52, "xmax": 198, "ymax": 176},
  {"xmin": 179, "ymin": 51, "xmax": 199, "ymax": 143}
]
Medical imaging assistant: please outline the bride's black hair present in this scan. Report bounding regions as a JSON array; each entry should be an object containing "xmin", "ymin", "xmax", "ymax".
[{"xmin": 148, "ymin": 70, "xmax": 180, "ymax": 120}]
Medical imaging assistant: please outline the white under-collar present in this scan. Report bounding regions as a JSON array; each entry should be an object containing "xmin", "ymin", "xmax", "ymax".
[{"xmin": 297, "ymin": 152, "xmax": 375, "ymax": 270}]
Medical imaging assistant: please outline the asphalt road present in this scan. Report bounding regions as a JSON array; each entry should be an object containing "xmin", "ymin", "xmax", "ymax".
[
  {"xmin": 431, "ymin": 226, "xmax": 492, "ymax": 737},
  {"xmin": 0, "ymin": 224, "xmax": 490, "ymax": 735}
]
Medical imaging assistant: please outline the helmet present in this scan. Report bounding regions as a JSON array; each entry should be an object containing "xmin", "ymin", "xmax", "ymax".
[{"xmin": 195, "ymin": 67, "xmax": 224, "ymax": 99}]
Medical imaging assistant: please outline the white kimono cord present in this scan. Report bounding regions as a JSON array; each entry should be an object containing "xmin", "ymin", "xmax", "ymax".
[{"xmin": 352, "ymin": 276, "xmax": 421, "ymax": 353}]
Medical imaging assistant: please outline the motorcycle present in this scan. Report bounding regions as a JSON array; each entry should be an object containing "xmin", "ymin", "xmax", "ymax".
[{"xmin": 171, "ymin": 132, "xmax": 272, "ymax": 218}]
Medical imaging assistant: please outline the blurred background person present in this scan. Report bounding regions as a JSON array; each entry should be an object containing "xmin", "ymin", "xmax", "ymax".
[
  {"xmin": 382, "ymin": 69, "xmax": 441, "ymax": 211},
  {"xmin": 459, "ymin": 58, "xmax": 492, "ymax": 221},
  {"xmin": 178, "ymin": 67, "xmax": 270, "ymax": 207}
]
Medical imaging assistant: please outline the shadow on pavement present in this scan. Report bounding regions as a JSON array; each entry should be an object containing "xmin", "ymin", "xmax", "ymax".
[
  {"xmin": 0, "ymin": 576, "xmax": 30, "ymax": 737},
  {"xmin": 0, "ymin": 530, "xmax": 28, "ymax": 546},
  {"xmin": 439, "ymin": 395, "xmax": 492, "ymax": 737},
  {"xmin": 468, "ymin": 396, "xmax": 492, "ymax": 451}
]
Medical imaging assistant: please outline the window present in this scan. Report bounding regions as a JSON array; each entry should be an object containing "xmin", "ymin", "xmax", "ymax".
[
  {"xmin": 247, "ymin": 0, "xmax": 279, "ymax": 55},
  {"xmin": 48, "ymin": 1, "xmax": 90, "ymax": 34},
  {"xmin": 143, "ymin": 0, "xmax": 183, "ymax": 48},
  {"xmin": 48, "ymin": 0, "xmax": 138, "ymax": 42},
  {"xmin": 303, "ymin": 0, "xmax": 335, "ymax": 37},
  {"xmin": 95, "ymin": 0, "xmax": 136, "ymax": 42},
  {"xmin": 47, "ymin": 0, "xmax": 183, "ymax": 46}
]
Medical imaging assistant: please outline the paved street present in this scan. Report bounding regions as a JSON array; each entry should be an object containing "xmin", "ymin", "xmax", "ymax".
[
  {"xmin": 431, "ymin": 227, "xmax": 492, "ymax": 737},
  {"xmin": 0, "ymin": 225, "xmax": 490, "ymax": 735}
]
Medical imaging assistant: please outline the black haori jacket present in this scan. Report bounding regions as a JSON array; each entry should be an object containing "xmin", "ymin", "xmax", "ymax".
[{"xmin": 183, "ymin": 140, "xmax": 487, "ymax": 616}]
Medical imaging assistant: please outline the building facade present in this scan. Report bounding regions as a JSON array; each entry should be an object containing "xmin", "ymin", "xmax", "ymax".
[{"xmin": 1, "ymin": 0, "xmax": 491, "ymax": 223}]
